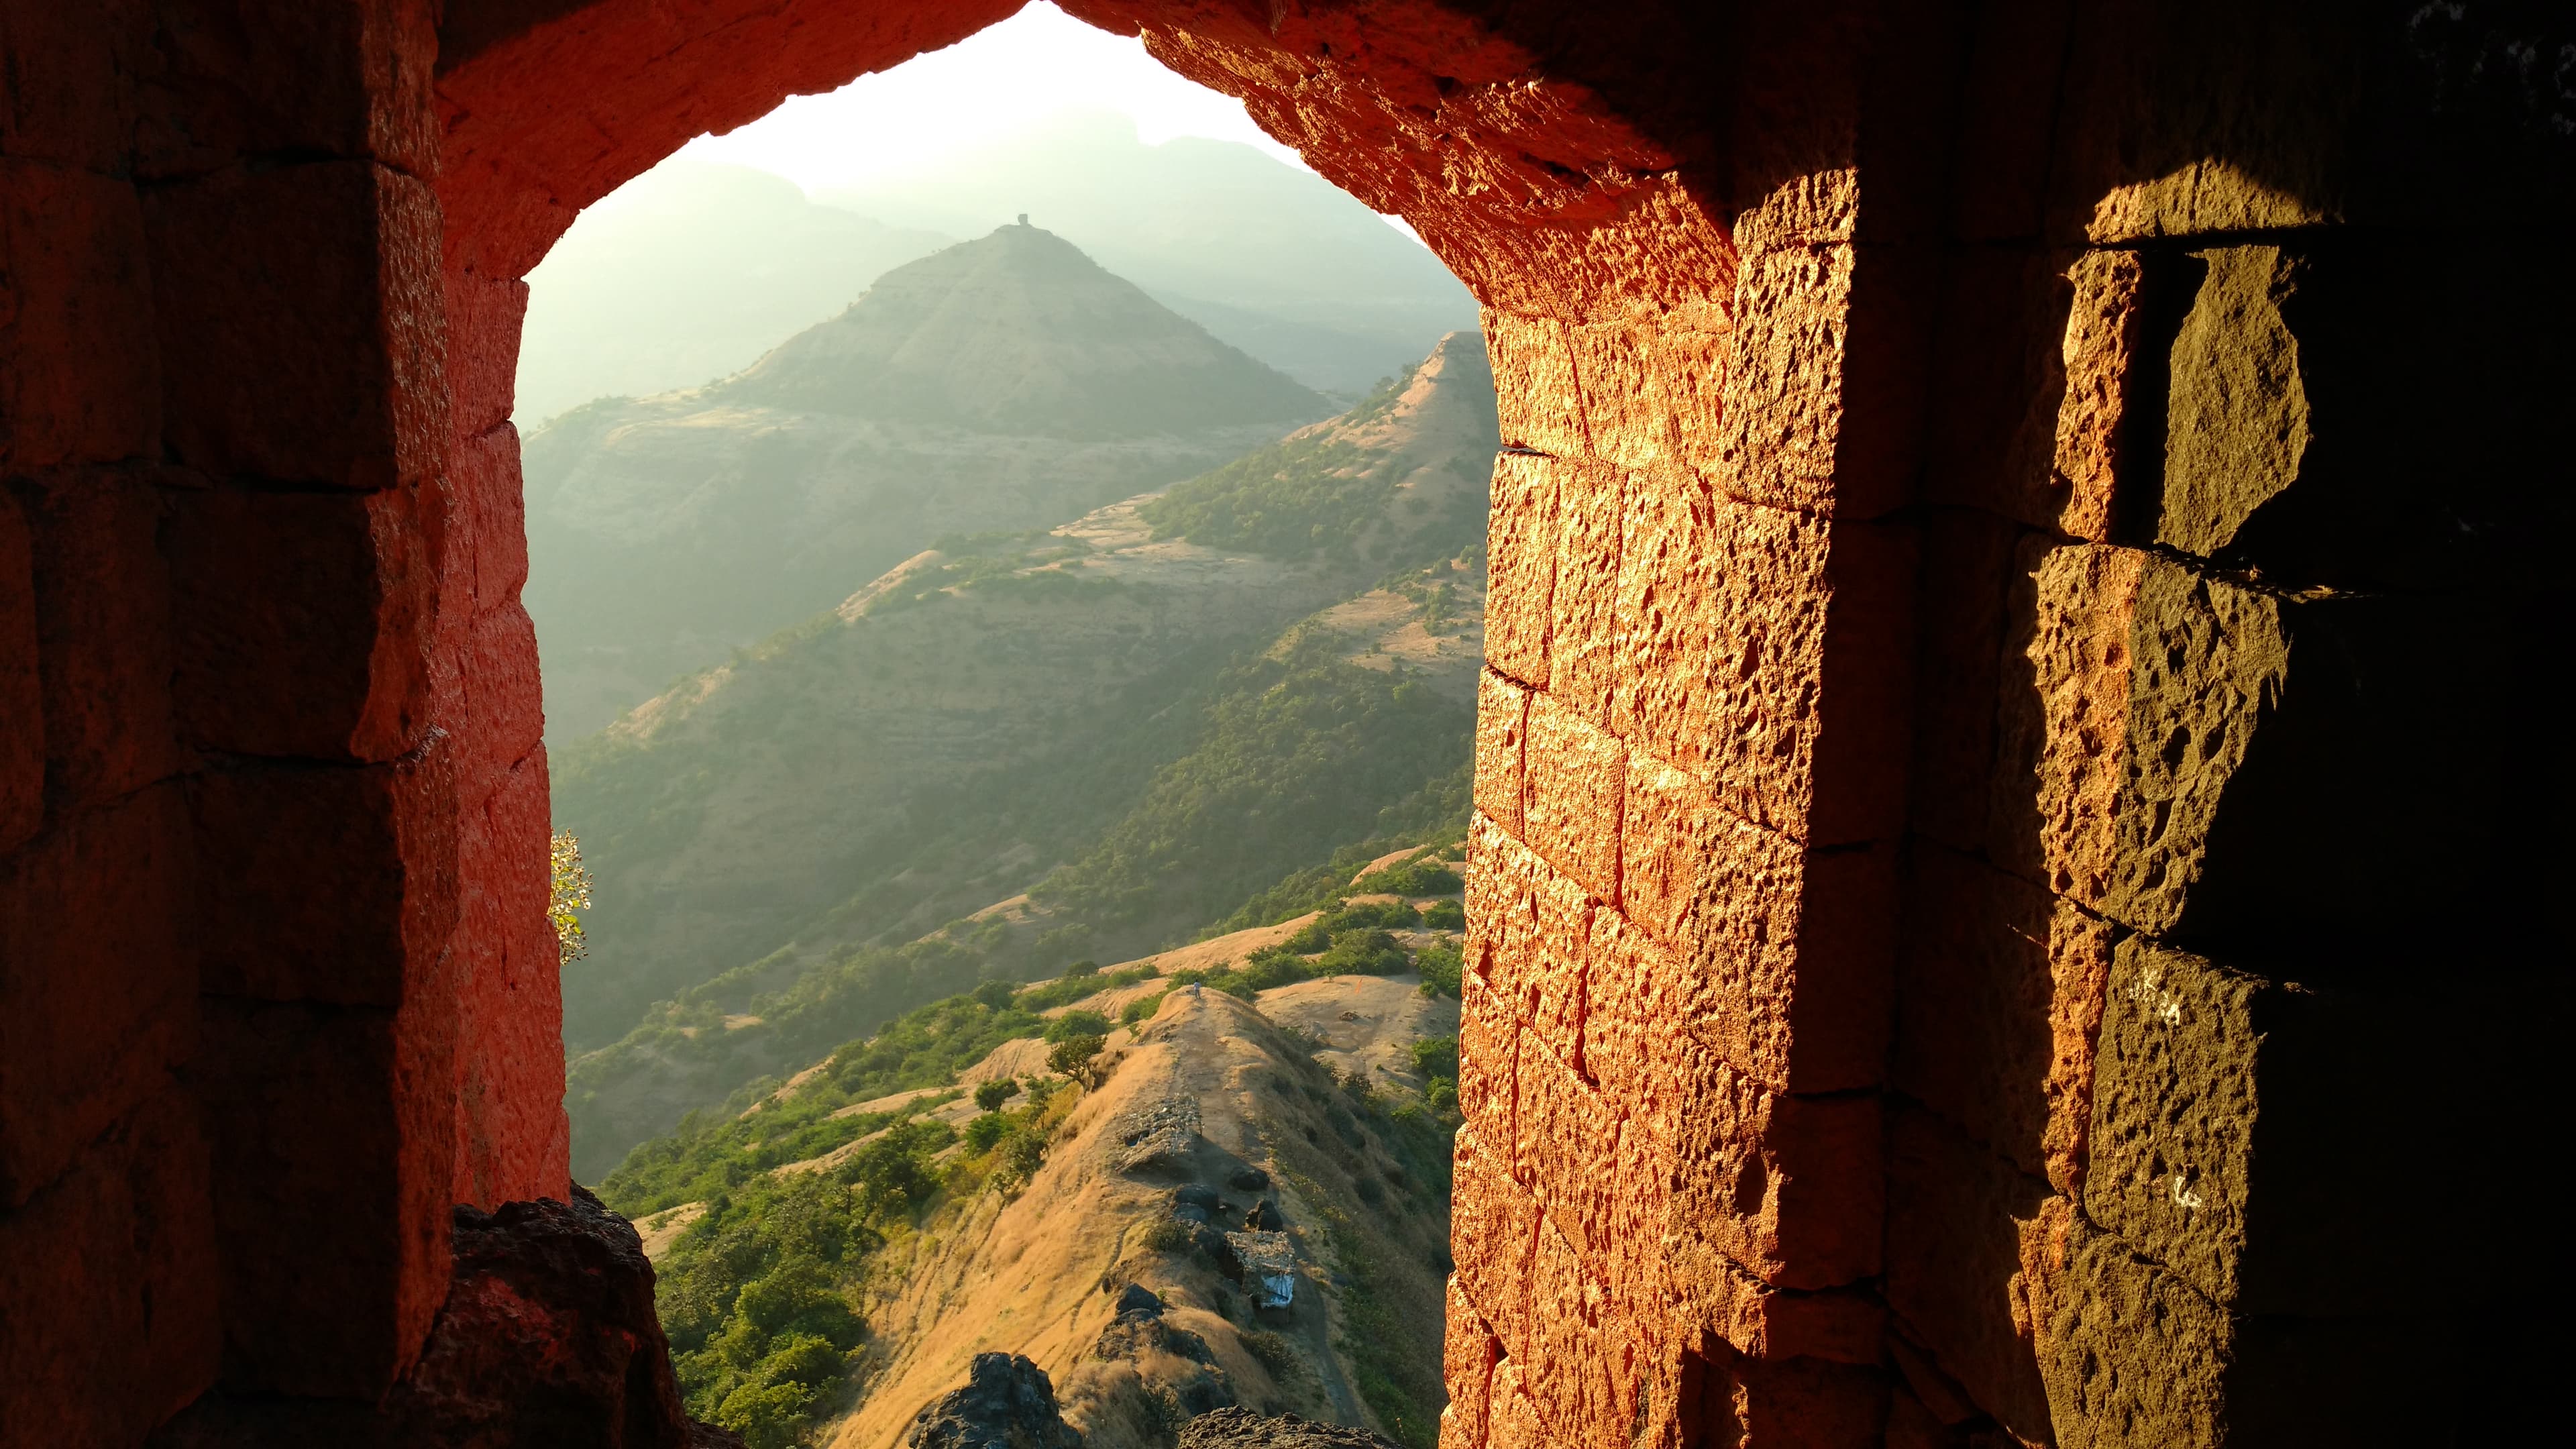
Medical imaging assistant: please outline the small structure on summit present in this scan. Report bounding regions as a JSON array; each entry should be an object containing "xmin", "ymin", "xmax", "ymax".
[{"xmin": 1226, "ymin": 1229, "xmax": 1297, "ymax": 1311}]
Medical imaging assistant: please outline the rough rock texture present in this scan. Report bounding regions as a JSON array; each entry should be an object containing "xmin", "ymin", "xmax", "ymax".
[
  {"xmin": 907, "ymin": 1352, "xmax": 1087, "ymax": 1449},
  {"xmin": 147, "ymin": 1186, "xmax": 733, "ymax": 1448},
  {"xmin": 1179, "ymin": 1407, "xmax": 1404, "ymax": 1449},
  {"xmin": 2, "ymin": 1, "xmax": 2568, "ymax": 1445}
]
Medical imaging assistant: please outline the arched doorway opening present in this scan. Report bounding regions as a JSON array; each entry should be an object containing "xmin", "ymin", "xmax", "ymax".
[{"xmin": 8, "ymin": 1, "xmax": 2558, "ymax": 1444}]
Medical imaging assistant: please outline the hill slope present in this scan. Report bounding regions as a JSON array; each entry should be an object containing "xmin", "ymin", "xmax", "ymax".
[
  {"xmin": 523, "ymin": 225, "xmax": 1326, "ymax": 737},
  {"xmin": 816, "ymin": 112, "xmax": 1481, "ymax": 394},
  {"xmin": 553, "ymin": 335, "xmax": 1497, "ymax": 1174},
  {"xmin": 600, "ymin": 878, "xmax": 1472, "ymax": 1449},
  {"xmin": 515, "ymin": 162, "xmax": 951, "ymax": 424}
]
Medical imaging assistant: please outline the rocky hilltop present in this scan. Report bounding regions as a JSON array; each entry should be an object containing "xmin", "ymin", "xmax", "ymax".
[
  {"xmin": 602, "ymin": 864, "xmax": 1472, "ymax": 1449},
  {"xmin": 523, "ymin": 225, "xmax": 1328, "ymax": 737},
  {"xmin": 553, "ymin": 334, "xmax": 1495, "ymax": 1181}
]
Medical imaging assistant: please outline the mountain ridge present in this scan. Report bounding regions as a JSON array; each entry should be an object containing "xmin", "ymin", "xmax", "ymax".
[
  {"xmin": 524, "ymin": 226, "xmax": 1330, "ymax": 737},
  {"xmin": 553, "ymin": 333, "xmax": 1497, "ymax": 1177}
]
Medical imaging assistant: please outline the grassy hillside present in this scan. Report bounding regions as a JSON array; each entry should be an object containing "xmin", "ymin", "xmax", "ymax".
[
  {"xmin": 553, "ymin": 333, "xmax": 1497, "ymax": 1178},
  {"xmin": 604, "ymin": 850, "xmax": 1469, "ymax": 1449}
]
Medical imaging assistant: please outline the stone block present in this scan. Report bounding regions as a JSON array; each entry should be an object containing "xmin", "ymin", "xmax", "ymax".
[
  {"xmin": 1483, "ymin": 453, "xmax": 1554, "ymax": 688},
  {"xmin": 145, "ymin": 160, "xmax": 447, "ymax": 492},
  {"xmin": 1715, "ymin": 240, "xmax": 1854, "ymax": 516},
  {"xmin": 2050, "ymin": 248, "xmax": 2145, "ymax": 543},
  {"xmin": 1455, "ymin": 963, "xmax": 1518, "ymax": 1150},
  {"xmin": 1441, "ymin": 1277, "xmax": 1500, "ymax": 1449},
  {"xmin": 1665, "ymin": 1236, "xmax": 1886, "ymax": 1367},
  {"xmin": 0, "ymin": 0, "xmax": 147, "ymax": 171},
  {"xmin": 1882, "ymin": 1108, "xmax": 2056, "ymax": 1446},
  {"xmin": 167, "ymin": 483, "xmax": 435, "ymax": 763},
  {"xmin": 1612, "ymin": 483, "xmax": 1827, "ymax": 833},
  {"xmin": 1801, "ymin": 516, "xmax": 1919, "ymax": 846},
  {"xmin": 453, "ymin": 423, "xmax": 531, "ymax": 608},
  {"xmin": 1545, "ymin": 460, "xmax": 1625, "ymax": 725},
  {"xmin": 0, "ymin": 491, "xmax": 38, "ymax": 852},
  {"xmin": 1715, "ymin": 239, "xmax": 1931, "ymax": 523},
  {"xmin": 189, "ymin": 747, "xmax": 458, "ymax": 1010},
  {"xmin": 0, "ymin": 784, "xmax": 195, "ymax": 1205},
  {"xmin": 2082, "ymin": 940, "xmax": 2262, "ymax": 1310},
  {"xmin": 2026, "ymin": 1198, "xmax": 2229, "ymax": 1449},
  {"xmin": 1986, "ymin": 543, "xmax": 2288, "ymax": 938},
  {"xmin": 1466, "ymin": 814, "xmax": 1592, "ymax": 1072},
  {"xmin": 1576, "ymin": 908, "xmax": 1694, "ymax": 1148},
  {"xmin": 0, "ymin": 160, "xmax": 159, "ymax": 469},
  {"xmin": 133, "ymin": 0, "xmax": 439, "ymax": 178},
  {"xmin": 1568, "ymin": 318, "xmax": 1670, "ymax": 469},
  {"xmin": 1918, "ymin": 247, "xmax": 2069, "ymax": 533},
  {"xmin": 196, "ymin": 994, "xmax": 456, "ymax": 1397},
  {"xmin": 1521, "ymin": 1219, "xmax": 1626, "ymax": 1449},
  {"xmin": 444, "ymin": 274, "xmax": 530, "ymax": 440},
  {"xmin": 1613, "ymin": 481, "xmax": 1915, "ymax": 846},
  {"xmin": 1697, "ymin": 1346, "xmax": 1889, "ymax": 1449},
  {"xmin": 1472, "ymin": 670, "xmax": 1529, "ymax": 837},
  {"xmin": 451, "ymin": 751, "xmax": 568, "ymax": 1208},
  {"xmin": 1483, "ymin": 1362, "xmax": 1546, "ymax": 1449},
  {"xmin": 1511, "ymin": 1036, "xmax": 1616, "ymax": 1258},
  {"xmin": 1518, "ymin": 691, "xmax": 1624, "ymax": 901},
  {"xmin": 1450, "ymin": 1124, "xmax": 1538, "ymax": 1367},
  {"xmin": 2150, "ymin": 244, "xmax": 2307, "ymax": 559},
  {"xmin": 466, "ymin": 602, "xmax": 544, "ymax": 782},
  {"xmin": 1903, "ymin": 508, "xmax": 2021, "ymax": 853},
  {"xmin": 1483, "ymin": 310, "xmax": 1587, "ymax": 458},
  {"xmin": 1615, "ymin": 761, "xmax": 1892, "ymax": 1094},
  {"xmin": 1653, "ymin": 310, "xmax": 1733, "ymax": 484},
  {"xmin": 0, "ymin": 1085, "xmax": 220, "ymax": 1444},
  {"xmin": 15, "ymin": 470, "xmax": 180, "ymax": 810},
  {"xmin": 1666, "ymin": 1038, "xmax": 1882, "ymax": 1291},
  {"xmin": 1894, "ymin": 845, "xmax": 2111, "ymax": 1193}
]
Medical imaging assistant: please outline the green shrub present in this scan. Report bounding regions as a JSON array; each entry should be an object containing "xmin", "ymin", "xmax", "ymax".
[
  {"xmin": 1138, "ymin": 1218, "xmax": 1193, "ymax": 1253},
  {"xmin": 715, "ymin": 1380, "xmax": 815, "ymax": 1449},
  {"xmin": 1283, "ymin": 920, "xmax": 1332, "ymax": 954},
  {"xmin": 1120, "ymin": 991, "xmax": 1167, "ymax": 1026},
  {"xmin": 1044, "ymin": 1010, "xmax": 1112, "ymax": 1044},
  {"xmin": 963, "ymin": 1113, "xmax": 1011, "ymax": 1153},
  {"xmin": 1419, "ymin": 898, "xmax": 1464, "ymax": 931},
  {"xmin": 973, "ymin": 1077, "xmax": 1020, "ymax": 1112},
  {"xmin": 1047, "ymin": 1034, "xmax": 1107, "ymax": 1085},
  {"xmin": 1409, "ymin": 1035, "xmax": 1459, "ymax": 1081},
  {"xmin": 970, "ymin": 979, "xmax": 1016, "ymax": 1011},
  {"xmin": 1062, "ymin": 959, "xmax": 1100, "ymax": 978},
  {"xmin": 1315, "ymin": 928, "xmax": 1409, "ymax": 977},
  {"xmin": 1328, "ymin": 898, "xmax": 1420, "ymax": 932},
  {"xmin": 1353, "ymin": 855, "xmax": 1464, "ymax": 897},
  {"xmin": 1413, "ymin": 941, "xmax": 1462, "ymax": 998}
]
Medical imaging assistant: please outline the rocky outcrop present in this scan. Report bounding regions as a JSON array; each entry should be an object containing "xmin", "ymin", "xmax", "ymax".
[
  {"xmin": 906, "ymin": 1352, "xmax": 1087, "ymax": 1449},
  {"xmin": 150, "ymin": 1188, "xmax": 740, "ymax": 1449},
  {"xmin": 1176, "ymin": 1409, "xmax": 1403, "ymax": 1449}
]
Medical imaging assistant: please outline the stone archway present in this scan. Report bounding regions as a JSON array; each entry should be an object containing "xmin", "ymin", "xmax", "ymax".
[
  {"xmin": 434, "ymin": 2, "xmax": 1923, "ymax": 1440},
  {"xmin": 1, "ymin": 1, "xmax": 2565, "ymax": 1445}
]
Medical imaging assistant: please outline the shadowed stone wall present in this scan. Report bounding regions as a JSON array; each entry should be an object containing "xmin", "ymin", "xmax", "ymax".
[{"xmin": 1, "ymin": 1, "xmax": 2565, "ymax": 1444}]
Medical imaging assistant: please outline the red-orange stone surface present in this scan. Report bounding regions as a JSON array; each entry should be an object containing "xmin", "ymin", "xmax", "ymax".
[{"xmin": 0, "ymin": 0, "xmax": 2561, "ymax": 1442}]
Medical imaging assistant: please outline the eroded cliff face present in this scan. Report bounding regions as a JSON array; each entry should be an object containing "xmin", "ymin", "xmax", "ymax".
[{"xmin": 2, "ymin": 1, "xmax": 2567, "ymax": 1446}]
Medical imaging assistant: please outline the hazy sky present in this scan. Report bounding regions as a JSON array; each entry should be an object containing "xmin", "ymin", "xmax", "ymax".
[{"xmin": 676, "ymin": 3, "xmax": 1307, "ymax": 190}]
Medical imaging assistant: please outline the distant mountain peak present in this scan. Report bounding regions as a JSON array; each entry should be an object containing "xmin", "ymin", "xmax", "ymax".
[{"xmin": 718, "ymin": 225, "xmax": 1326, "ymax": 439}]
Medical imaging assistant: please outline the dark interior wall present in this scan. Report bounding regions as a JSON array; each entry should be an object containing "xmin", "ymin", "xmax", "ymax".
[{"xmin": 1, "ymin": 1, "xmax": 2566, "ymax": 1444}]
